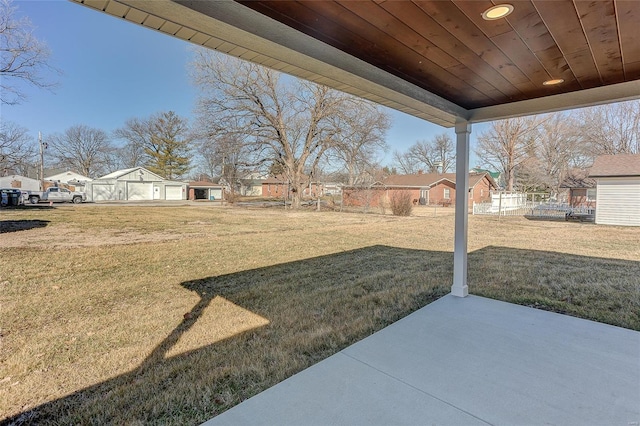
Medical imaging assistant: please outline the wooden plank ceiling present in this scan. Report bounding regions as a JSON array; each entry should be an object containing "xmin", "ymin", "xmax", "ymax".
[
  {"xmin": 237, "ymin": 0, "xmax": 640, "ymax": 110},
  {"xmin": 73, "ymin": 0, "xmax": 640, "ymax": 126}
]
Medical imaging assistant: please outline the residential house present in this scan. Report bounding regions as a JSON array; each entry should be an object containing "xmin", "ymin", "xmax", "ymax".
[
  {"xmin": 239, "ymin": 172, "xmax": 266, "ymax": 196},
  {"xmin": 85, "ymin": 167, "xmax": 187, "ymax": 202},
  {"xmin": 323, "ymin": 182, "xmax": 342, "ymax": 195},
  {"xmin": 559, "ymin": 169, "xmax": 596, "ymax": 208},
  {"xmin": 343, "ymin": 172, "xmax": 497, "ymax": 208},
  {"xmin": 45, "ymin": 170, "xmax": 93, "ymax": 192},
  {"xmin": 589, "ymin": 154, "xmax": 640, "ymax": 226},
  {"xmin": 261, "ymin": 175, "xmax": 323, "ymax": 198},
  {"xmin": 470, "ymin": 167, "xmax": 501, "ymax": 188}
]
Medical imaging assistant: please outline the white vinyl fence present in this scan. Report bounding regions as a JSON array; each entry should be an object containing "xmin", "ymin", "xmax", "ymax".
[
  {"xmin": 473, "ymin": 191, "xmax": 533, "ymax": 216},
  {"xmin": 472, "ymin": 191, "xmax": 594, "ymax": 219}
]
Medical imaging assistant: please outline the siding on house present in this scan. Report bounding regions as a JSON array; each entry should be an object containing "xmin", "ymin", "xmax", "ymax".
[
  {"xmin": 86, "ymin": 167, "xmax": 187, "ymax": 201},
  {"xmin": 0, "ymin": 175, "xmax": 41, "ymax": 191},
  {"xmin": 594, "ymin": 178, "xmax": 640, "ymax": 226},
  {"xmin": 589, "ymin": 154, "xmax": 640, "ymax": 226}
]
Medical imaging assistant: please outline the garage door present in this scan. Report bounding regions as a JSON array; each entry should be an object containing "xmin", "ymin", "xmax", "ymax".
[
  {"xmin": 165, "ymin": 186, "xmax": 183, "ymax": 200},
  {"xmin": 210, "ymin": 188, "xmax": 223, "ymax": 200},
  {"xmin": 127, "ymin": 182, "xmax": 153, "ymax": 200},
  {"xmin": 92, "ymin": 184, "xmax": 115, "ymax": 201}
]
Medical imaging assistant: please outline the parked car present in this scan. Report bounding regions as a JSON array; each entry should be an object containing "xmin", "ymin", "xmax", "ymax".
[{"xmin": 26, "ymin": 187, "xmax": 86, "ymax": 204}]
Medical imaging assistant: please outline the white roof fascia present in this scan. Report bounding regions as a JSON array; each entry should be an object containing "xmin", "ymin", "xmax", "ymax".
[{"xmin": 468, "ymin": 80, "xmax": 640, "ymax": 123}]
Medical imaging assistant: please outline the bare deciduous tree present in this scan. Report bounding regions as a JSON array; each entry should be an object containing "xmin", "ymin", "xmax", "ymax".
[
  {"xmin": 532, "ymin": 112, "xmax": 585, "ymax": 196},
  {"xmin": 475, "ymin": 117, "xmax": 542, "ymax": 191},
  {"xmin": 1, "ymin": 0, "xmax": 57, "ymax": 105},
  {"xmin": 328, "ymin": 99, "xmax": 390, "ymax": 185},
  {"xmin": 193, "ymin": 132, "xmax": 249, "ymax": 196},
  {"xmin": 47, "ymin": 125, "xmax": 113, "ymax": 178},
  {"xmin": 191, "ymin": 50, "xmax": 352, "ymax": 208},
  {"xmin": 0, "ymin": 121, "xmax": 35, "ymax": 174},
  {"xmin": 392, "ymin": 150, "xmax": 419, "ymax": 174},
  {"xmin": 406, "ymin": 133, "xmax": 456, "ymax": 173},
  {"xmin": 112, "ymin": 120, "xmax": 149, "ymax": 170},
  {"xmin": 576, "ymin": 101, "xmax": 640, "ymax": 156}
]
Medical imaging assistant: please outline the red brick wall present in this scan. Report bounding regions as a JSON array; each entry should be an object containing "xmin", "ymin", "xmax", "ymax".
[
  {"xmin": 262, "ymin": 183, "xmax": 288, "ymax": 197},
  {"xmin": 428, "ymin": 181, "xmax": 456, "ymax": 206},
  {"xmin": 343, "ymin": 187, "xmax": 388, "ymax": 207},
  {"xmin": 343, "ymin": 176, "xmax": 495, "ymax": 209},
  {"xmin": 469, "ymin": 178, "xmax": 493, "ymax": 205},
  {"xmin": 262, "ymin": 182, "xmax": 324, "ymax": 198},
  {"xmin": 569, "ymin": 189, "xmax": 596, "ymax": 208}
]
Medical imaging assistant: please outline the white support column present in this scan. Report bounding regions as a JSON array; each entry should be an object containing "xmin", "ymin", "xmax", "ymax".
[{"xmin": 452, "ymin": 121, "xmax": 471, "ymax": 297}]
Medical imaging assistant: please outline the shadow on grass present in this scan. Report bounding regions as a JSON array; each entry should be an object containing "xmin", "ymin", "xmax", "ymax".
[
  {"xmin": 4, "ymin": 245, "xmax": 639, "ymax": 425},
  {"xmin": 0, "ymin": 220, "xmax": 50, "ymax": 234}
]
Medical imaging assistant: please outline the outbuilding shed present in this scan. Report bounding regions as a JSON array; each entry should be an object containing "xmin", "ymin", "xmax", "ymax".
[
  {"xmin": 589, "ymin": 154, "xmax": 640, "ymax": 227},
  {"xmin": 45, "ymin": 170, "xmax": 92, "ymax": 192},
  {"xmin": 0, "ymin": 175, "xmax": 41, "ymax": 192},
  {"xmin": 86, "ymin": 167, "xmax": 187, "ymax": 202},
  {"xmin": 188, "ymin": 181, "xmax": 225, "ymax": 201}
]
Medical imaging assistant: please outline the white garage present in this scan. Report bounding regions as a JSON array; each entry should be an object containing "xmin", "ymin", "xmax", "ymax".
[
  {"xmin": 590, "ymin": 154, "xmax": 640, "ymax": 227},
  {"xmin": 85, "ymin": 167, "xmax": 187, "ymax": 202},
  {"xmin": 91, "ymin": 183, "xmax": 117, "ymax": 201},
  {"xmin": 127, "ymin": 182, "xmax": 154, "ymax": 200},
  {"xmin": 165, "ymin": 185, "xmax": 184, "ymax": 200}
]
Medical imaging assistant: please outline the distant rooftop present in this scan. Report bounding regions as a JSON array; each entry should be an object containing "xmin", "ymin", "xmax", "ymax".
[{"xmin": 589, "ymin": 154, "xmax": 640, "ymax": 177}]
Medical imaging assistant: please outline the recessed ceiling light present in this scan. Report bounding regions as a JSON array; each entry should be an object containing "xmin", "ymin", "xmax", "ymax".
[
  {"xmin": 482, "ymin": 4, "xmax": 514, "ymax": 20},
  {"xmin": 543, "ymin": 78, "xmax": 564, "ymax": 86}
]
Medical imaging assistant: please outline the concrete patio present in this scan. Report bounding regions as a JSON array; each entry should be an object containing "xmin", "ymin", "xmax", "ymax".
[{"xmin": 206, "ymin": 295, "xmax": 640, "ymax": 425}]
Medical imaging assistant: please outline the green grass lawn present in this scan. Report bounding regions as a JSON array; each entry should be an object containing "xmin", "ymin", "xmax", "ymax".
[{"xmin": 1, "ymin": 204, "xmax": 639, "ymax": 424}]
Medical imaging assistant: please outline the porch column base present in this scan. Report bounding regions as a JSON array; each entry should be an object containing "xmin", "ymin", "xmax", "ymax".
[{"xmin": 450, "ymin": 284, "xmax": 468, "ymax": 298}]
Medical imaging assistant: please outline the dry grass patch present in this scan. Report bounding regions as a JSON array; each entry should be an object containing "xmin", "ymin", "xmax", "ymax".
[{"xmin": 1, "ymin": 205, "xmax": 638, "ymax": 424}]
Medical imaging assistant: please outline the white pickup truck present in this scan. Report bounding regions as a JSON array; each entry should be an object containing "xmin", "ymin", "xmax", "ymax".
[{"xmin": 27, "ymin": 187, "xmax": 86, "ymax": 204}]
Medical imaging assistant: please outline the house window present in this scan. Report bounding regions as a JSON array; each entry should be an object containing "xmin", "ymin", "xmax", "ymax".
[
  {"xmin": 587, "ymin": 188, "xmax": 596, "ymax": 201},
  {"xmin": 469, "ymin": 188, "xmax": 473, "ymax": 198},
  {"xmin": 443, "ymin": 188, "xmax": 450, "ymax": 199}
]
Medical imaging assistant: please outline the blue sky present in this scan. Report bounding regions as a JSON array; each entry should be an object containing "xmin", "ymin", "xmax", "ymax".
[{"xmin": 5, "ymin": 0, "xmax": 486, "ymax": 167}]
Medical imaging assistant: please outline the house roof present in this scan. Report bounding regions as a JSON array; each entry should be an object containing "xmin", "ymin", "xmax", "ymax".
[
  {"xmin": 262, "ymin": 174, "xmax": 315, "ymax": 184},
  {"xmin": 188, "ymin": 181, "xmax": 224, "ymax": 188},
  {"xmin": 470, "ymin": 168, "xmax": 500, "ymax": 180},
  {"xmin": 589, "ymin": 154, "xmax": 640, "ymax": 178},
  {"xmin": 45, "ymin": 170, "xmax": 93, "ymax": 182},
  {"xmin": 560, "ymin": 169, "xmax": 596, "ymax": 189},
  {"xmin": 73, "ymin": 0, "xmax": 640, "ymax": 128},
  {"xmin": 382, "ymin": 172, "xmax": 495, "ymax": 189},
  {"xmin": 96, "ymin": 167, "xmax": 165, "ymax": 181}
]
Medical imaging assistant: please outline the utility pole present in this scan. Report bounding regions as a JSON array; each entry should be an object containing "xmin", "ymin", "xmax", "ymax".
[{"xmin": 39, "ymin": 132, "xmax": 46, "ymax": 190}]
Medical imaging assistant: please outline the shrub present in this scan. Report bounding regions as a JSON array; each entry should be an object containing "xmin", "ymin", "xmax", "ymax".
[
  {"xmin": 389, "ymin": 190, "xmax": 413, "ymax": 216},
  {"xmin": 224, "ymin": 190, "xmax": 238, "ymax": 203}
]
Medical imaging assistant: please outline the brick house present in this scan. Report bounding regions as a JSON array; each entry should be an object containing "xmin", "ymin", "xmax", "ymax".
[
  {"xmin": 559, "ymin": 169, "xmax": 596, "ymax": 208},
  {"xmin": 261, "ymin": 175, "xmax": 323, "ymax": 198},
  {"xmin": 343, "ymin": 172, "xmax": 497, "ymax": 208}
]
